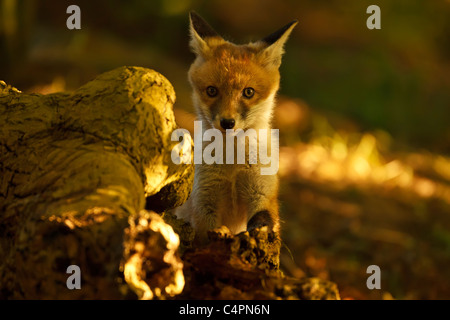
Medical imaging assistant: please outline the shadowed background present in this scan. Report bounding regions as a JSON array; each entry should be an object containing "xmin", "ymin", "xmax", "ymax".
[{"xmin": 1, "ymin": 0, "xmax": 450, "ymax": 299}]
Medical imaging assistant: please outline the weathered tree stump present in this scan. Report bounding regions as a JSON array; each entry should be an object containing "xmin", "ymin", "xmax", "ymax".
[{"xmin": 0, "ymin": 66, "xmax": 193, "ymax": 299}]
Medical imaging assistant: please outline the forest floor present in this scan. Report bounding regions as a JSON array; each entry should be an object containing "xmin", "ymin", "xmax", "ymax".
[{"xmin": 272, "ymin": 98, "xmax": 450, "ymax": 300}]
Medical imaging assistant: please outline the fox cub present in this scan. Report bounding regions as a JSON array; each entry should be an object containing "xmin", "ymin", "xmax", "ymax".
[{"xmin": 175, "ymin": 12, "xmax": 297, "ymax": 243}]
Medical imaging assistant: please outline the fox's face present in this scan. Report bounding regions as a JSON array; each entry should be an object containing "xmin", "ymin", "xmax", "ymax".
[{"xmin": 188, "ymin": 12, "xmax": 297, "ymax": 131}]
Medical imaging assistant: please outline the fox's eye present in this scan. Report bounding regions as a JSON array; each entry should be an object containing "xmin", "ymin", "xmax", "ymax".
[
  {"xmin": 243, "ymin": 87, "xmax": 255, "ymax": 99},
  {"xmin": 206, "ymin": 86, "xmax": 218, "ymax": 97}
]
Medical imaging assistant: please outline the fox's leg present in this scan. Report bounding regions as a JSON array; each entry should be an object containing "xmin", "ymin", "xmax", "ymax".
[
  {"xmin": 187, "ymin": 165, "xmax": 229, "ymax": 243},
  {"xmin": 236, "ymin": 169, "xmax": 280, "ymax": 233},
  {"xmin": 175, "ymin": 184, "xmax": 220, "ymax": 244}
]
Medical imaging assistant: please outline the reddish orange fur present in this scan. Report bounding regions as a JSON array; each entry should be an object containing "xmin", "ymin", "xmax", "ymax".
[{"xmin": 189, "ymin": 41, "xmax": 280, "ymax": 130}]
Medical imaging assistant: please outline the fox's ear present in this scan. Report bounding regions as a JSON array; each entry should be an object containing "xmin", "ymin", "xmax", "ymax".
[
  {"xmin": 257, "ymin": 20, "xmax": 298, "ymax": 68},
  {"xmin": 189, "ymin": 11, "xmax": 223, "ymax": 58}
]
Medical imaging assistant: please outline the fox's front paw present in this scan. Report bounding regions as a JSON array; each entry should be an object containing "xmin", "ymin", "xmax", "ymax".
[{"xmin": 247, "ymin": 210, "xmax": 274, "ymax": 232}]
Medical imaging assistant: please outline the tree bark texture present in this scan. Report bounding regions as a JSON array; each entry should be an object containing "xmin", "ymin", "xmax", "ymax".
[{"xmin": 0, "ymin": 66, "xmax": 193, "ymax": 299}]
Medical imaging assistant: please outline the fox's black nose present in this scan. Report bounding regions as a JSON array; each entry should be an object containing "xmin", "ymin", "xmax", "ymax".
[{"xmin": 220, "ymin": 118, "xmax": 235, "ymax": 130}]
